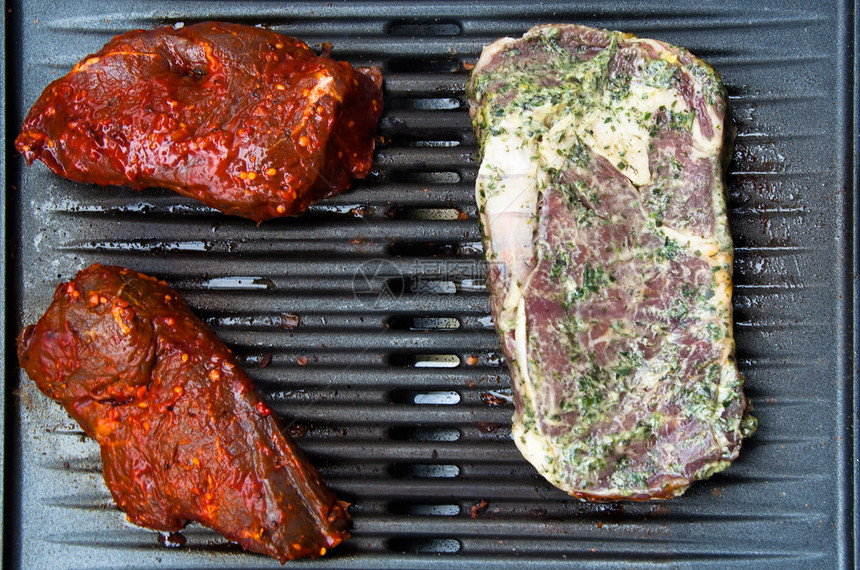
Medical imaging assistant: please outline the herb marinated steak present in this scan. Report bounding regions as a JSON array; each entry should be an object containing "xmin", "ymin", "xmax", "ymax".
[{"xmin": 467, "ymin": 25, "xmax": 755, "ymax": 500}]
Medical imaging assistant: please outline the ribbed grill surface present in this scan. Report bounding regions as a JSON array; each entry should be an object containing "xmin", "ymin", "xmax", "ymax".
[{"xmin": 5, "ymin": 1, "xmax": 855, "ymax": 568}]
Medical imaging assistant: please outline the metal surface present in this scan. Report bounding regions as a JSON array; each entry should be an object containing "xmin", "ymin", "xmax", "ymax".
[{"xmin": 2, "ymin": 1, "xmax": 856, "ymax": 568}]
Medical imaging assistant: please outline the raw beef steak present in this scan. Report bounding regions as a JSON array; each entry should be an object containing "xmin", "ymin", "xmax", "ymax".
[
  {"xmin": 467, "ymin": 24, "xmax": 755, "ymax": 499},
  {"xmin": 16, "ymin": 22, "xmax": 383, "ymax": 222}
]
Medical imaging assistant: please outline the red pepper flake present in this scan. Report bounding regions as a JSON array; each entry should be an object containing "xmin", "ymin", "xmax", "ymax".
[
  {"xmin": 470, "ymin": 500, "xmax": 489, "ymax": 518},
  {"xmin": 296, "ymin": 356, "xmax": 309, "ymax": 366},
  {"xmin": 209, "ymin": 369, "xmax": 221, "ymax": 381},
  {"xmin": 112, "ymin": 305, "xmax": 132, "ymax": 335},
  {"xmin": 255, "ymin": 401, "xmax": 271, "ymax": 417},
  {"xmin": 65, "ymin": 283, "xmax": 80, "ymax": 300}
]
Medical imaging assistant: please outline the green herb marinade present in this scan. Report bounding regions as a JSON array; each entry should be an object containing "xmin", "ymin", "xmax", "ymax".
[{"xmin": 468, "ymin": 25, "xmax": 754, "ymax": 499}]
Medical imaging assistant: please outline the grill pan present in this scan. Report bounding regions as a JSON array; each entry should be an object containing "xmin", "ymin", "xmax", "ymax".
[{"xmin": 2, "ymin": 1, "xmax": 857, "ymax": 568}]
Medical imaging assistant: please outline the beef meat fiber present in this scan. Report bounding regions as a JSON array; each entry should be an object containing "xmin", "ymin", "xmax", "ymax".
[
  {"xmin": 467, "ymin": 25, "xmax": 755, "ymax": 500},
  {"xmin": 17, "ymin": 264, "xmax": 350, "ymax": 561},
  {"xmin": 15, "ymin": 22, "xmax": 383, "ymax": 222}
]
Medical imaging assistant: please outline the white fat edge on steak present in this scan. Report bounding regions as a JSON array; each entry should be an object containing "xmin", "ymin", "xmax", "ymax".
[
  {"xmin": 472, "ymin": 39, "xmax": 546, "ymax": 459},
  {"xmin": 473, "ymin": 116, "xmax": 544, "ymax": 434},
  {"xmin": 471, "ymin": 25, "xmax": 748, "ymax": 498}
]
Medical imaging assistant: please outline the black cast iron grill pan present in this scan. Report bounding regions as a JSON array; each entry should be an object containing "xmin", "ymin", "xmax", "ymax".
[{"xmin": 3, "ymin": 1, "xmax": 856, "ymax": 568}]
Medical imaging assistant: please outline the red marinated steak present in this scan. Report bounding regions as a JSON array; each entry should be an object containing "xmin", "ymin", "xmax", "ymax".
[
  {"xmin": 17, "ymin": 264, "xmax": 349, "ymax": 561},
  {"xmin": 467, "ymin": 25, "xmax": 755, "ymax": 499},
  {"xmin": 16, "ymin": 22, "xmax": 383, "ymax": 222}
]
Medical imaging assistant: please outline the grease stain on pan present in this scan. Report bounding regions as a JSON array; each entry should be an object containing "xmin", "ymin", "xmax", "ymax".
[
  {"xmin": 202, "ymin": 276, "xmax": 275, "ymax": 290},
  {"xmin": 74, "ymin": 240, "xmax": 214, "ymax": 252}
]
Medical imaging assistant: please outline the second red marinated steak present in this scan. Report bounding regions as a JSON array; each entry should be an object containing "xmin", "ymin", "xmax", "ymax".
[
  {"xmin": 17, "ymin": 264, "xmax": 350, "ymax": 562},
  {"xmin": 16, "ymin": 22, "xmax": 383, "ymax": 222}
]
